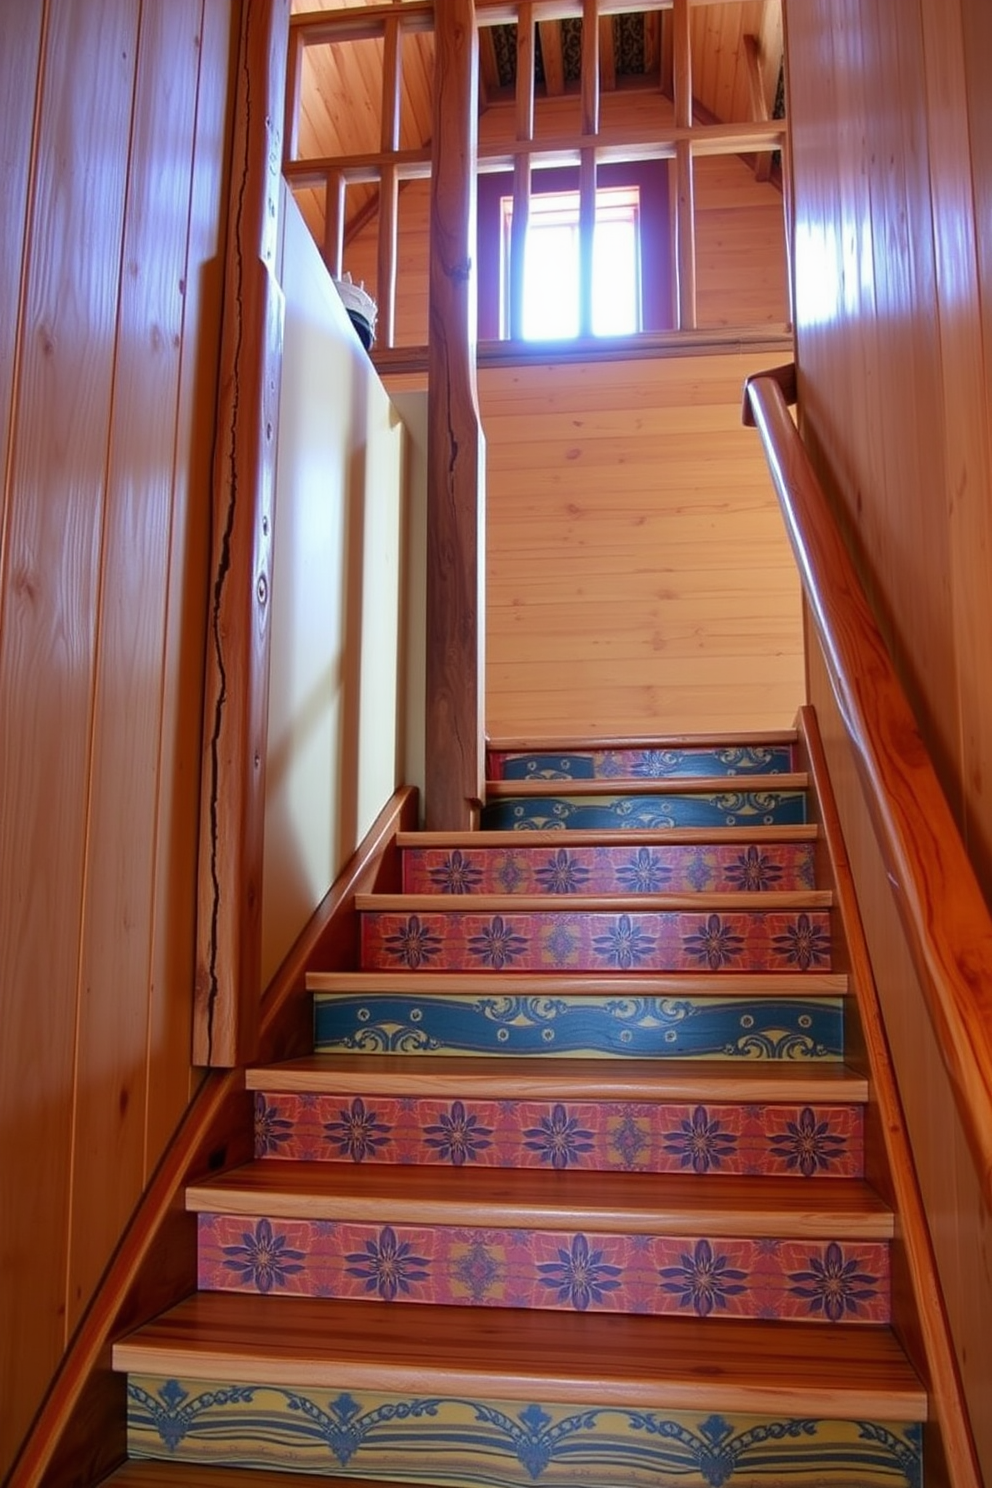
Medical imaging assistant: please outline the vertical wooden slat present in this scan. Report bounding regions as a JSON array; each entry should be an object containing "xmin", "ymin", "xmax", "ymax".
[
  {"xmin": 743, "ymin": 33, "xmax": 772, "ymax": 182},
  {"xmin": 194, "ymin": 0, "xmax": 290, "ymax": 1066},
  {"xmin": 377, "ymin": 12, "xmax": 402, "ymax": 347},
  {"xmin": 510, "ymin": 2, "xmax": 535, "ymax": 340},
  {"xmin": 426, "ymin": 0, "xmax": 484, "ymax": 829},
  {"xmin": 538, "ymin": 19, "xmax": 565, "ymax": 97},
  {"xmin": 323, "ymin": 170, "xmax": 346, "ymax": 278},
  {"xmin": 579, "ymin": 0, "xmax": 599, "ymax": 337},
  {"xmin": 283, "ymin": 21, "xmax": 304, "ymax": 164},
  {"xmin": 672, "ymin": 0, "xmax": 695, "ymax": 329},
  {"xmin": 598, "ymin": 14, "xmax": 616, "ymax": 91}
]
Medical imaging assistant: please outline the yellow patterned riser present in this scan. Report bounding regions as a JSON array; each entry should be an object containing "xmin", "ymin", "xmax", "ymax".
[{"xmin": 127, "ymin": 1377, "xmax": 922, "ymax": 1488}]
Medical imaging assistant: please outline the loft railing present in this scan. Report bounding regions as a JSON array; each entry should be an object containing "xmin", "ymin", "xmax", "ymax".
[
  {"xmin": 744, "ymin": 365, "xmax": 992, "ymax": 1210},
  {"xmin": 283, "ymin": 0, "xmax": 787, "ymax": 352}
]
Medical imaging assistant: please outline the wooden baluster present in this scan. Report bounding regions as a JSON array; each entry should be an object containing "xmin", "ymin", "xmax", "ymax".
[
  {"xmin": 579, "ymin": 0, "xmax": 599, "ymax": 338},
  {"xmin": 377, "ymin": 11, "xmax": 402, "ymax": 348},
  {"xmin": 284, "ymin": 20, "xmax": 303, "ymax": 164},
  {"xmin": 510, "ymin": 1, "xmax": 535, "ymax": 340},
  {"xmin": 672, "ymin": 0, "xmax": 695, "ymax": 330},
  {"xmin": 425, "ymin": 0, "xmax": 485, "ymax": 830},
  {"xmin": 323, "ymin": 170, "xmax": 345, "ymax": 279}
]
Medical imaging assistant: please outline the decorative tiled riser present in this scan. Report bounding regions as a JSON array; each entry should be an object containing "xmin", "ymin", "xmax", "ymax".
[
  {"xmin": 402, "ymin": 843, "xmax": 816, "ymax": 895},
  {"xmin": 197, "ymin": 1214, "xmax": 890, "ymax": 1324},
  {"xmin": 255, "ymin": 1093, "xmax": 864, "ymax": 1176},
  {"xmin": 359, "ymin": 909, "xmax": 831, "ymax": 974},
  {"xmin": 488, "ymin": 745, "xmax": 796, "ymax": 781},
  {"xmin": 127, "ymin": 1376, "xmax": 922, "ymax": 1488},
  {"xmin": 313, "ymin": 991, "xmax": 842, "ymax": 1060},
  {"xmin": 481, "ymin": 791, "xmax": 807, "ymax": 831}
]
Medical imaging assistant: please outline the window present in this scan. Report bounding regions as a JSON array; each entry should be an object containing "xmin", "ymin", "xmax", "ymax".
[{"xmin": 499, "ymin": 185, "xmax": 642, "ymax": 338}]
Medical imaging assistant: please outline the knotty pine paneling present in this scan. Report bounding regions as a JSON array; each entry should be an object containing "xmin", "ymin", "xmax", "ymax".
[
  {"xmin": 481, "ymin": 350, "xmax": 804, "ymax": 737},
  {"xmin": 0, "ymin": 1, "xmax": 236, "ymax": 1473},
  {"xmin": 807, "ymin": 640, "xmax": 992, "ymax": 1479}
]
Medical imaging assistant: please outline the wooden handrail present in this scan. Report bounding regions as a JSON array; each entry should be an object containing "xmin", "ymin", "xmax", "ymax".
[{"xmin": 744, "ymin": 366, "xmax": 992, "ymax": 1209}]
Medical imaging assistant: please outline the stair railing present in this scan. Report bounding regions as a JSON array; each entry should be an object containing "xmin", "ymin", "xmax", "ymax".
[{"xmin": 744, "ymin": 365, "xmax": 992, "ymax": 1210}]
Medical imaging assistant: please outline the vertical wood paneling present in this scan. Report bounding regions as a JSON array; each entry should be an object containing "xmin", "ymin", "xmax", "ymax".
[
  {"xmin": 481, "ymin": 351, "xmax": 804, "ymax": 738},
  {"xmin": 65, "ymin": 0, "xmax": 205, "ymax": 1331},
  {"xmin": 0, "ymin": 0, "xmax": 237, "ymax": 1472},
  {"xmin": 0, "ymin": 3, "xmax": 138, "ymax": 1459}
]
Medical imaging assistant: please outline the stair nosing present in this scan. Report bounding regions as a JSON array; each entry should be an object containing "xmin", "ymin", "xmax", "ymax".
[
  {"xmin": 487, "ymin": 731, "xmax": 800, "ymax": 751},
  {"xmin": 112, "ymin": 1294, "xmax": 926, "ymax": 1420},
  {"xmin": 354, "ymin": 890, "xmax": 833, "ymax": 913},
  {"xmin": 485, "ymin": 773, "xmax": 808, "ymax": 798},
  {"xmin": 307, "ymin": 970, "xmax": 849, "ymax": 995},
  {"xmin": 399, "ymin": 825, "xmax": 820, "ymax": 847},
  {"xmin": 245, "ymin": 1055, "xmax": 870, "ymax": 1102}
]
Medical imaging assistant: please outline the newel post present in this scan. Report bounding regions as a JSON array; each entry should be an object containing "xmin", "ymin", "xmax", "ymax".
[
  {"xmin": 425, "ymin": 0, "xmax": 486, "ymax": 831},
  {"xmin": 193, "ymin": 0, "xmax": 290, "ymax": 1066}
]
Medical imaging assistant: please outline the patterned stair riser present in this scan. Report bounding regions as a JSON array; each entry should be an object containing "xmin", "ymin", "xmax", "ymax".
[
  {"xmin": 314, "ymin": 992, "xmax": 843, "ymax": 1060},
  {"xmin": 126, "ymin": 1375, "xmax": 923, "ymax": 1488},
  {"xmin": 481, "ymin": 791, "xmax": 808, "ymax": 832},
  {"xmin": 197, "ymin": 1214, "xmax": 891, "ymax": 1324},
  {"xmin": 359, "ymin": 909, "xmax": 831, "ymax": 976},
  {"xmin": 402, "ymin": 843, "xmax": 816, "ymax": 896},
  {"xmin": 255, "ymin": 1093, "xmax": 865, "ymax": 1176},
  {"xmin": 488, "ymin": 745, "xmax": 796, "ymax": 781}
]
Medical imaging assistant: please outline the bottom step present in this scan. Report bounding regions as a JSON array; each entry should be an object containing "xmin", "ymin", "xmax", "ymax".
[{"xmin": 115, "ymin": 1295, "xmax": 925, "ymax": 1488}]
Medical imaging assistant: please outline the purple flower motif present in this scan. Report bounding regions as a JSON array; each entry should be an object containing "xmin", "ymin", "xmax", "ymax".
[
  {"xmin": 222, "ymin": 1217, "xmax": 306, "ymax": 1294},
  {"xmin": 772, "ymin": 913, "xmax": 831, "ymax": 969},
  {"xmin": 659, "ymin": 1238, "xmax": 748, "ymax": 1317},
  {"xmin": 769, "ymin": 1106, "xmax": 848, "ymax": 1177},
  {"xmin": 254, "ymin": 1095, "xmax": 294, "ymax": 1156},
  {"xmin": 610, "ymin": 1111, "xmax": 650, "ymax": 1168},
  {"xmin": 428, "ymin": 849, "xmax": 484, "ymax": 894},
  {"xmin": 324, "ymin": 1097, "xmax": 392, "ymax": 1162},
  {"xmin": 663, "ymin": 1106, "xmax": 738, "ymax": 1174},
  {"xmin": 592, "ymin": 912, "xmax": 655, "ymax": 969},
  {"xmin": 535, "ymin": 848, "xmax": 590, "ymax": 894},
  {"xmin": 345, "ymin": 1225, "xmax": 431, "ymax": 1300},
  {"xmin": 383, "ymin": 913, "xmax": 443, "ymax": 969},
  {"xmin": 682, "ymin": 913, "xmax": 746, "ymax": 970},
  {"xmin": 630, "ymin": 750, "xmax": 679, "ymax": 778},
  {"xmin": 468, "ymin": 914, "xmax": 528, "ymax": 970},
  {"xmin": 423, "ymin": 1100, "xmax": 493, "ymax": 1165},
  {"xmin": 537, "ymin": 1232, "xmax": 623, "ymax": 1310},
  {"xmin": 615, "ymin": 848, "xmax": 671, "ymax": 893},
  {"xmin": 788, "ymin": 1241, "xmax": 879, "ymax": 1321},
  {"xmin": 524, "ymin": 1103, "xmax": 594, "ymax": 1169},
  {"xmin": 724, "ymin": 846, "xmax": 783, "ymax": 892},
  {"xmin": 451, "ymin": 1240, "xmax": 502, "ymax": 1302}
]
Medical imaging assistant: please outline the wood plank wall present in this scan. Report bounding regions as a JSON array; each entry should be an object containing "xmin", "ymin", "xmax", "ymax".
[
  {"xmin": 786, "ymin": 0, "xmax": 992, "ymax": 1472},
  {"xmin": 481, "ymin": 350, "xmax": 804, "ymax": 737},
  {"xmin": 0, "ymin": 2, "xmax": 237, "ymax": 1472}
]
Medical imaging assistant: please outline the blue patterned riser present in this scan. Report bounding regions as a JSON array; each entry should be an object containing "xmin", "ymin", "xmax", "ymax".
[
  {"xmin": 489, "ymin": 745, "xmax": 796, "ymax": 782},
  {"xmin": 313, "ymin": 993, "xmax": 844, "ymax": 1059},
  {"xmin": 482, "ymin": 792, "xmax": 808, "ymax": 832},
  {"xmin": 127, "ymin": 1376, "xmax": 922, "ymax": 1488}
]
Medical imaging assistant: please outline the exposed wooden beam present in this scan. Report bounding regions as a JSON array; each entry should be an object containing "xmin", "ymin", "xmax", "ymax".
[
  {"xmin": 479, "ymin": 25, "xmax": 500, "ymax": 103},
  {"xmin": 599, "ymin": 15, "xmax": 616, "ymax": 92},
  {"xmin": 539, "ymin": 19, "xmax": 565, "ymax": 96}
]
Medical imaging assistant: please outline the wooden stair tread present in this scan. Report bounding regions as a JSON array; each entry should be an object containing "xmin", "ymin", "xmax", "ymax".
[
  {"xmin": 113, "ymin": 1293, "xmax": 925, "ymax": 1419},
  {"xmin": 487, "ymin": 731, "xmax": 799, "ymax": 751},
  {"xmin": 187, "ymin": 1160, "xmax": 892, "ymax": 1238},
  {"xmin": 485, "ymin": 774, "xmax": 808, "ymax": 798},
  {"xmin": 246, "ymin": 1055, "xmax": 870, "ymax": 1102},
  {"xmin": 308, "ymin": 969, "xmax": 848, "ymax": 995},
  {"xmin": 354, "ymin": 890, "xmax": 832, "ymax": 913},
  {"xmin": 399, "ymin": 826, "xmax": 820, "ymax": 847}
]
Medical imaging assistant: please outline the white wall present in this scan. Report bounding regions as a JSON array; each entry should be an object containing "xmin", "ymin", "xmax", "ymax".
[{"xmin": 261, "ymin": 189, "xmax": 414, "ymax": 986}]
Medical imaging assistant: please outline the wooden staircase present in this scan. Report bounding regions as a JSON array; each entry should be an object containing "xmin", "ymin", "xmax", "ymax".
[{"xmin": 109, "ymin": 733, "xmax": 926, "ymax": 1488}]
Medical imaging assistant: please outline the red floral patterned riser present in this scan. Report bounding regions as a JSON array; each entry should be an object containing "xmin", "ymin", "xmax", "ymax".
[
  {"xmin": 359, "ymin": 909, "xmax": 832, "ymax": 973},
  {"xmin": 254, "ymin": 1093, "xmax": 864, "ymax": 1178},
  {"xmin": 401, "ymin": 844, "xmax": 817, "ymax": 896},
  {"xmin": 197, "ymin": 1214, "xmax": 889, "ymax": 1324}
]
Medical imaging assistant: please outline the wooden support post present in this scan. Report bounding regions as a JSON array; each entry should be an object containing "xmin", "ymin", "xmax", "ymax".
[
  {"xmin": 377, "ymin": 12, "xmax": 402, "ymax": 347},
  {"xmin": 671, "ymin": 0, "xmax": 695, "ymax": 329},
  {"xmin": 323, "ymin": 170, "xmax": 345, "ymax": 278},
  {"xmin": 425, "ymin": 0, "xmax": 485, "ymax": 830},
  {"xmin": 510, "ymin": 2, "xmax": 535, "ymax": 340},
  {"xmin": 194, "ymin": 0, "xmax": 289, "ymax": 1067},
  {"xmin": 284, "ymin": 21, "xmax": 304, "ymax": 163},
  {"xmin": 579, "ymin": 0, "xmax": 600, "ymax": 338}
]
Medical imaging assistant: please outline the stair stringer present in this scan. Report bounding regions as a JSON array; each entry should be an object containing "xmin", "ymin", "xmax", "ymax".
[{"xmin": 797, "ymin": 706, "xmax": 982, "ymax": 1488}]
